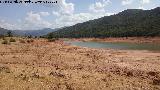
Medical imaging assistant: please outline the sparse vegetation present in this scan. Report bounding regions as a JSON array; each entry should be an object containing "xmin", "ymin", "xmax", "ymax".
[
  {"xmin": 1, "ymin": 40, "xmax": 9, "ymax": 44},
  {"xmin": 48, "ymin": 38, "xmax": 58, "ymax": 42},
  {"xmin": 27, "ymin": 35, "xmax": 33, "ymax": 38},
  {"xmin": 9, "ymin": 38, "xmax": 16, "ymax": 42},
  {"xmin": 0, "ymin": 66, "xmax": 10, "ymax": 73},
  {"xmin": 7, "ymin": 31, "xmax": 13, "ymax": 37},
  {"xmin": 19, "ymin": 39, "xmax": 26, "ymax": 43},
  {"xmin": 49, "ymin": 71, "xmax": 65, "ymax": 78},
  {"xmin": 0, "ymin": 35, "xmax": 5, "ymax": 39},
  {"xmin": 0, "ymin": 38, "xmax": 159, "ymax": 90},
  {"xmin": 153, "ymin": 78, "xmax": 160, "ymax": 85},
  {"xmin": 27, "ymin": 39, "xmax": 34, "ymax": 43}
]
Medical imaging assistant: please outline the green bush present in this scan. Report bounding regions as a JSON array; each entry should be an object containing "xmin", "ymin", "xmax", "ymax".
[{"xmin": 9, "ymin": 38, "xmax": 16, "ymax": 42}]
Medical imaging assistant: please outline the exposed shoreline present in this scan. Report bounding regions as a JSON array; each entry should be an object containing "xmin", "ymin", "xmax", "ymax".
[
  {"xmin": 71, "ymin": 37, "xmax": 160, "ymax": 44},
  {"xmin": 0, "ymin": 38, "xmax": 160, "ymax": 89}
]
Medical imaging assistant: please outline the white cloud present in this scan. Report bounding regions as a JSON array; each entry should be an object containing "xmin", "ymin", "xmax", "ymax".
[
  {"xmin": 89, "ymin": 0, "xmax": 111, "ymax": 13},
  {"xmin": 50, "ymin": 0, "xmax": 114, "ymax": 28},
  {"xmin": 0, "ymin": 0, "xmax": 114, "ymax": 30},
  {"xmin": 138, "ymin": 6, "xmax": 146, "ymax": 10},
  {"xmin": 0, "ymin": 11, "xmax": 52, "ymax": 30},
  {"xmin": 52, "ymin": 12, "xmax": 114, "ymax": 28},
  {"xmin": 53, "ymin": 13, "xmax": 93, "ymax": 28},
  {"xmin": 49, "ymin": 0, "xmax": 74, "ymax": 15},
  {"xmin": 1, "ymin": 0, "xmax": 75, "ymax": 30},
  {"xmin": 25, "ymin": 11, "xmax": 41, "ymax": 22},
  {"xmin": 51, "ymin": 0, "xmax": 75, "ymax": 16},
  {"xmin": 52, "ymin": 11, "xmax": 60, "ymax": 16},
  {"xmin": 0, "ymin": 20, "xmax": 17, "ymax": 30},
  {"xmin": 57, "ymin": 0, "xmax": 75, "ymax": 15},
  {"xmin": 23, "ymin": 11, "xmax": 51, "ymax": 30},
  {"xmin": 122, "ymin": 0, "xmax": 133, "ymax": 5},
  {"xmin": 141, "ymin": 0, "xmax": 151, "ymax": 4},
  {"xmin": 39, "ymin": 12, "xmax": 50, "ymax": 16}
]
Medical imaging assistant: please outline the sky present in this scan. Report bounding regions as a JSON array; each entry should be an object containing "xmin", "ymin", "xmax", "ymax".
[{"xmin": 0, "ymin": 0, "xmax": 160, "ymax": 30}]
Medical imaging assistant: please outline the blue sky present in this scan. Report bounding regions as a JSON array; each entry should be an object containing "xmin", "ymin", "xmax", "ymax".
[{"xmin": 0, "ymin": 0, "xmax": 160, "ymax": 30}]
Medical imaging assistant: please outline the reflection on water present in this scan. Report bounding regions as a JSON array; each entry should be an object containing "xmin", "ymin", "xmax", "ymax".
[{"xmin": 66, "ymin": 41, "xmax": 160, "ymax": 51}]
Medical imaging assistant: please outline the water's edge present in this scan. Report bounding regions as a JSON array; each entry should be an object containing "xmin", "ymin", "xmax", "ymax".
[{"xmin": 65, "ymin": 41, "xmax": 160, "ymax": 51}]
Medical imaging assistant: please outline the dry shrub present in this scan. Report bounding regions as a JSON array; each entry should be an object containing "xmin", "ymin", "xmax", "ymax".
[
  {"xmin": 147, "ymin": 71, "xmax": 159, "ymax": 77},
  {"xmin": 9, "ymin": 38, "xmax": 16, "ymax": 42},
  {"xmin": 1, "ymin": 40, "xmax": 10, "ymax": 44},
  {"xmin": 49, "ymin": 71, "xmax": 65, "ymax": 78},
  {"xmin": 152, "ymin": 78, "xmax": 160, "ymax": 85},
  {"xmin": 16, "ymin": 73, "xmax": 29, "ymax": 81},
  {"xmin": 48, "ymin": 38, "xmax": 58, "ymax": 42},
  {"xmin": 27, "ymin": 39, "xmax": 34, "ymax": 43},
  {"xmin": 31, "ymin": 72, "xmax": 40, "ymax": 78},
  {"xmin": 0, "ymin": 66, "xmax": 10, "ymax": 73},
  {"xmin": 19, "ymin": 39, "xmax": 26, "ymax": 43},
  {"xmin": 0, "ymin": 35, "xmax": 5, "ymax": 39},
  {"xmin": 65, "ymin": 82, "xmax": 73, "ymax": 90},
  {"xmin": 126, "ymin": 71, "xmax": 134, "ymax": 77}
]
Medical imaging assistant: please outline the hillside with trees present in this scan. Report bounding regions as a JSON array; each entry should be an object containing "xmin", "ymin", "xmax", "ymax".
[{"xmin": 47, "ymin": 7, "xmax": 160, "ymax": 38}]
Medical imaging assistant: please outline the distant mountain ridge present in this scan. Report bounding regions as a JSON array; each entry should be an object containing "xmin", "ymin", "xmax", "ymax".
[
  {"xmin": 0, "ymin": 28, "xmax": 57, "ymax": 37},
  {"xmin": 13, "ymin": 28, "xmax": 58, "ymax": 37},
  {"xmin": 47, "ymin": 7, "xmax": 160, "ymax": 38},
  {"xmin": 0, "ymin": 27, "xmax": 10, "ymax": 35}
]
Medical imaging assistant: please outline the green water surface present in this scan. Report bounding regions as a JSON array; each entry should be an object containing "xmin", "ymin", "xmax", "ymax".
[{"xmin": 67, "ymin": 41, "xmax": 160, "ymax": 51}]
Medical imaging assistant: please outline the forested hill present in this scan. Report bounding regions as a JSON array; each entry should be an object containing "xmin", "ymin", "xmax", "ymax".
[{"xmin": 47, "ymin": 7, "xmax": 160, "ymax": 38}]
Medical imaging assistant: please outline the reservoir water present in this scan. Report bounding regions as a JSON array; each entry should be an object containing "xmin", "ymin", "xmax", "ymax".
[{"xmin": 67, "ymin": 41, "xmax": 160, "ymax": 51}]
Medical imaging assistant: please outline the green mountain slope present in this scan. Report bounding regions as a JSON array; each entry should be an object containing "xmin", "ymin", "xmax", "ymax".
[{"xmin": 47, "ymin": 7, "xmax": 160, "ymax": 38}]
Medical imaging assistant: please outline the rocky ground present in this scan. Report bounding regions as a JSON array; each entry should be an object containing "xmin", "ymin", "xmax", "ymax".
[{"xmin": 0, "ymin": 38, "xmax": 160, "ymax": 90}]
